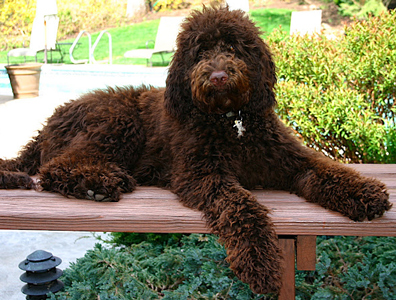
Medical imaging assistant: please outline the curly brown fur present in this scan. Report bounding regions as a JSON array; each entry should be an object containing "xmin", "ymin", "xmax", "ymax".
[{"xmin": 0, "ymin": 5, "xmax": 391, "ymax": 294}]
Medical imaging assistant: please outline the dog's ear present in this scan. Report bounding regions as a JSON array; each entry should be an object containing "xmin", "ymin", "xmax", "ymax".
[
  {"xmin": 164, "ymin": 46, "xmax": 193, "ymax": 120},
  {"xmin": 245, "ymin": 40, "xmax": 277, "ymax": 115}
]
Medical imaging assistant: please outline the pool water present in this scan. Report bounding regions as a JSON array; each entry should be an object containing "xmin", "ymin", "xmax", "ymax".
[{"xmin": 0, "ymin": 64, "xmax": 168, "ymax": 98}]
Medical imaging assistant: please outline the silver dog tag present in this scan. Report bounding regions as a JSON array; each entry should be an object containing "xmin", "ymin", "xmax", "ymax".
[{"xmin": 234, "ymin": 120, "xmax": 246, "ymax": 138}]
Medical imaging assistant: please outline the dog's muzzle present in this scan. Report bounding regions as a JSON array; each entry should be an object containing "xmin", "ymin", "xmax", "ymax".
[{"xmin": 190, "ymin": 54, "xmax": 251, "ymax": 114}]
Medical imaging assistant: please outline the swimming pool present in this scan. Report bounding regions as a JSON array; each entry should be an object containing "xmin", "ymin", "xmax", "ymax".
[
  {"xmin": 0, "ymin": 64, "xmax": 169, "ymax": 159},
  {"xmin": 0, "ymin": 64, "xmax": 169, "ymax": 98}
]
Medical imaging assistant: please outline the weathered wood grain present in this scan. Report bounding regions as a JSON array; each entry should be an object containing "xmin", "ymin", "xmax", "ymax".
[{"xmin": 0, "ymin": 164, "xmax": 395, "ymax": 236}]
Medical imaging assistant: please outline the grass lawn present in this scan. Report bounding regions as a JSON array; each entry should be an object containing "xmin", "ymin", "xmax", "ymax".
[{"xmin": 1, "ymin": 8, "xmax": 292, "ymax": 66}]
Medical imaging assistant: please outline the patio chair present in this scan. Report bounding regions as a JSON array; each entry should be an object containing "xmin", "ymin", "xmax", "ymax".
[
  {"xmin": 124, "ymin": 16, "xmax": 184, "ymax": 67},
  {"xmin": 290, "ymin": 10, "xmax": 322, "ymax": 36},
  {"xmin": 7, "ymin": 14, "xmax": 60, "ymax": 65}
]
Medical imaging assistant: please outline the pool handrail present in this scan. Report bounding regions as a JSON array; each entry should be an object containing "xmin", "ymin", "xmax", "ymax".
[
  {"xmin": 69, "ymin": 30, "xmax": 92, "ymax": 64},
  {"xmin": 91, "ymin": 30, "xmax": 112, "ymax": 64}
]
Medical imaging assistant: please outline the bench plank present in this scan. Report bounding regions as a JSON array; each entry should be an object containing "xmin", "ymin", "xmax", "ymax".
[{"xmin": 0, "ymin": 164, "xmax": 395, "ymax": 236}]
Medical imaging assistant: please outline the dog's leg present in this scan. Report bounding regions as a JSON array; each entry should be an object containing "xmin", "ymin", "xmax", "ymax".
[
  {"xmin": 38, "ymin": 148, "xmax": 136, "ymax": 201},
  {"xmin": 0, "ymin": 170, "xmax": 35, "ymax": 189},
  {"xmin": 173, "ymin": 174, "xmax": 283, "ymax": 295},
  {"xmin": 0, "ymin": 138, "xmax": 41, "ymax": 189},
  {"xmin": 0, "ymin": 159, "xmax": 34, "ymax": 189},
  {"xmin": 294, "ymin": 156, "xmax": 392, "ymax": 221}
]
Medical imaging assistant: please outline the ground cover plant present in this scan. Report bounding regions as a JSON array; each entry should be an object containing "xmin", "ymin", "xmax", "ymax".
[
  {"xmin": 48, "ymin": 10, "xmax": 396, "ymax": 300},
  {"xmin": 49, "ymin": 234, "xmax": 396, "ymax": 299},
  {"xmin": 48, "ymin": 234, "xmax": 396, "ymax": 299},
  {"xmin": 49, "ymin": 234, "xmax": 270, "ymax": 300},
  {"xmin": 296, "ymin": 236, "xmax": 396, "ymax": 299}
]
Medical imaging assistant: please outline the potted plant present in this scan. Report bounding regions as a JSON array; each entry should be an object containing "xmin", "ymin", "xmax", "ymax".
[{"xmin": 5, "ymin": 63, "xmax": 43, "ymax": 99}]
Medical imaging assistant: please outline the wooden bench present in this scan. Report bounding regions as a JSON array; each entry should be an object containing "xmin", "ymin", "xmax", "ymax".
[{"xmin": 0, "ymin": 164, "xmax": 395, "ymax": 299}]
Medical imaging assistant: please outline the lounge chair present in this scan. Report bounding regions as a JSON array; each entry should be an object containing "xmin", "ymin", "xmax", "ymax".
[
  {"xmin": 124, "ymin": 16, "xmax": 184, "ymax": 66},
  {"xmin": 290, "ymin": 10, "xmax": 322, "ymax": 36},
  {"xmin": 7, "ymin": 14, "xmax": 60, "ymax": 64}
]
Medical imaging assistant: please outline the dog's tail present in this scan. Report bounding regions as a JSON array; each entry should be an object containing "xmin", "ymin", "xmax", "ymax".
[{"xmin": 0, "ymin": 136, "xmax": 41, "ymax": 189}]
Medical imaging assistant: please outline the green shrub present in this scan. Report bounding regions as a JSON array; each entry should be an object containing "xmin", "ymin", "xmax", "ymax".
[
  {"xmin": 0, "ymin": 0, "xmax": 36, "ymax": 51},
  {"xmin": 267, "ymin": 9, "xmax": 396, "ymax": 163},
  {"xmin": 148, "ymin": 0, "xmax": 191, "ymax": 12},
  {"xmin": 56, "ymin": 0, "xmax": 129, "ymax": 39},
  {"xmin": 337, "ymin": 0, "xmax": 387, "ymax": 18},
  {"xmin": 0, "ymin": 0, "xmax": 129, "ymax": 51}
]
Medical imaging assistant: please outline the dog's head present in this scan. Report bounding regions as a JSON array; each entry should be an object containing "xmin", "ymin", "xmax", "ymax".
[{"xmin": 164, "ymin": 5, "xmax": 277, "ymax": 119}]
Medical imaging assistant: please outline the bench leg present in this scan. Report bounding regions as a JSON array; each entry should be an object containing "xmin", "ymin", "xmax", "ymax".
[
  {"xmin": 279, "ymin": 237, "xmax": 295, "ymax": 300},
  {"xmin": 296, "ymin": 235, "xmax": 317, "ymax": 271},
  {"xmin": 278, "ymin": 236, "xmax": 317, "ymax": 300}
]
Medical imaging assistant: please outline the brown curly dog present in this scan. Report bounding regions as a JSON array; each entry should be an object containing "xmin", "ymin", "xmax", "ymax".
[{"xmin": 0, "ymin": 6, "xmax": 392, "ymax": 295}]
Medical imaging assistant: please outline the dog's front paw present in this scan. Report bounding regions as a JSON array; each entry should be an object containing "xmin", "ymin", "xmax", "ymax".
[
  {"xmin": 39, "ymin": 161, "xmax": 136, "ymax": 201},
  {"xmin": 346, "ymin": 179, "xmax": 392, "ymax": 222},
  {"xmin": 228, "ymin": 236, "xmax": 283, "ymax": 294}
]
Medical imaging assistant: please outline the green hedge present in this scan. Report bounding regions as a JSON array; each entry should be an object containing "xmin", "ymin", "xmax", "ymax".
[{"xmin": 267, "ymin": 10, "xmax": 396, "ymax": 163}]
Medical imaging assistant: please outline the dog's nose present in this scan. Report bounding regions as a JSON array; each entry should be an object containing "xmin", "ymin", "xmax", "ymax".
[{"xmin": 209, "ymin": 71, "xmax": 228, "ymax": 86}]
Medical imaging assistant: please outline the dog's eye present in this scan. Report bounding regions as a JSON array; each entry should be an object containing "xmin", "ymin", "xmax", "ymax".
[
  {"xmin": 197, "ymin": 47, "xmax": 207, "ymax": 58},
  {"xmin": 229, "ymin": 46, "xmax": 235, "ymax": 52}
]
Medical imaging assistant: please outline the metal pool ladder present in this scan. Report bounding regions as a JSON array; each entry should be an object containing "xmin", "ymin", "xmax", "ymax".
[{"xmin": 69, "ymin": 30, "xmax": 112, "ymax": 64}]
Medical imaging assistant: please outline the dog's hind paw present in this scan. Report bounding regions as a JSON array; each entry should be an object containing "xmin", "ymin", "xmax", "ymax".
[
  {"xmin": 86, "ymin": 190, "xmax": 113, "ymax": 202},
  {"xmin": 0, "ymin": 171, "xmax": 35, "ymax": 189}
]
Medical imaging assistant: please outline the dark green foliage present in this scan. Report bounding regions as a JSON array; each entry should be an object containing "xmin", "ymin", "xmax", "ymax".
[
  {"xmin": 296, "ymin": 236, "xmax": 396, "ymax": 300},
  {"xmin": 107, "ymin": 232, "xmax": 184, "ymax": 247},
  {"xmin": 49, "ymin": 234, "xmax": 272, "ymax": 300},
  {"xmin": 50, "ymin": 234, "xmax": 396, "ymax": 299}
]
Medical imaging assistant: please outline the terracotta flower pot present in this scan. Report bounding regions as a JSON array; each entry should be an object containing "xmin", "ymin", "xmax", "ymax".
[{"xmin": 5, "ymin": 63, "xmax": 43, "ymax": 99}]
